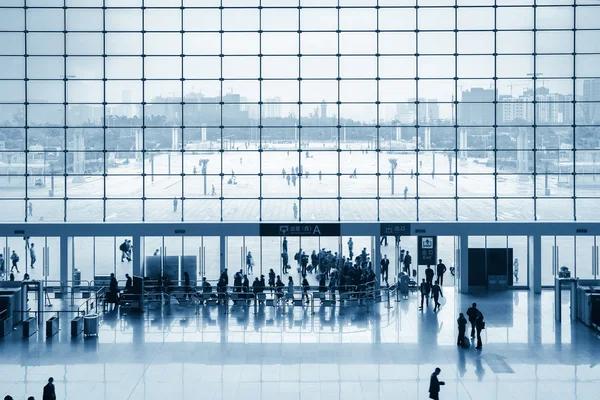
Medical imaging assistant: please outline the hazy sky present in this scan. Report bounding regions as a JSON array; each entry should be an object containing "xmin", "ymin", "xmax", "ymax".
[{"xmin": 0, "ymin": 3, "xmax": 599, "ymax": 121}]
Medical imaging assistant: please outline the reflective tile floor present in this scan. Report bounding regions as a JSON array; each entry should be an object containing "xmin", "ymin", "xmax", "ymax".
[{"xmin": 1, "ymin": 290, "xmax": 600, "ymax": 400}]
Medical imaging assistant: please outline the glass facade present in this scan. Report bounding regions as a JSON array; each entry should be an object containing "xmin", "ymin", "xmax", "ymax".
[{"xmin": 0, "ymin": 0, "xmax": 599, "ymax": 222}]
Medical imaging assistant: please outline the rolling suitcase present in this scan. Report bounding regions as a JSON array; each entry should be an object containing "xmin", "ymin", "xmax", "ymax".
[{"xmin": 461, "ymin": 336, "xmax": 470, "ymax": 348}]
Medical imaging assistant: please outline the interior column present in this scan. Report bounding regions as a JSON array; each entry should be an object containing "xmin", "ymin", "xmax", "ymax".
[
  {"xmin": 458, "ymin": 234, "xmax": 469, "ymax": 294},
  {"xmin": 529, "ymin": 235, "xmax": 541, "ymax": 294}
]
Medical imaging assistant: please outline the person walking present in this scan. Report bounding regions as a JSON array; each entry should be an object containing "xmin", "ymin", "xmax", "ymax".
[
  {"xmin": 436, "ymin": 259, "xmax": 447, "ymax": 286},
  {"xmin": 287, "ymin": 276, "xmax": 294, "ymax": 304},
  {"xmin": 301, "ymin": 276, "xmax": 310, "ymax": 304},
  {"xmin": 403, "ymin": 186, "xmax": 408, "ymax": 199},
  {"xmin": 28, "ymin": 202, "xmax": 33, "ymax": 217},
  {"xmin": 457, "ymin": 312, "xmax": 468, "ymax": 347},
  {"xmin": 43, "ymin": 377, "xmax": 56, "ymax": 400},
  {"xmin": 380, "ymin": 254, "xmax": 389, "ymax": 283},
  {"xmin": 428, "ymin": 368, "xmax": 445, "ymax": 400},
  {"xmin": 425, "ymin": 264, "xmax": 434, "ymax": 287},
  {"xmin": 431, "ymin": 281, "xmax": 443, "ymax": 312},
  {"xmin": 466, "ymin": 302, "xmax": 479, "ymax": 338},
  {"xmin": 403, "ymin": 250, "xmax": 412, "ymax": 275},
  {"xmin": 475, "ymin": 312, "xmax": 485, "ymax": 349},
  {"xmin": 29, "ymin": 243, "xmax": 36, "ymax": 269},
  {"xmin": 10, "ymin": 250, "xmax": 19, "ymax": 273},
  {"xmin": 380, "ymin": 236, "xmax": 388, "ymax": 246},
  {"xmin": 419, "ymin": 278, "xmax": 430, "ymax": 309}
]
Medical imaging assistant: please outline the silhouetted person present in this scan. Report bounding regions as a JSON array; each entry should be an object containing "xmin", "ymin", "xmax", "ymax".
[
  {"xmin": 5, "ymin": 396, "xmax": 14, "ymax": 400},
  {"xmin": 124, "ymin": 273, "xmax": 133, "ymax": 292},
  {"xmin": 301, "ymin": 276, "xmax": 310, "ymax": 304},
  {"xmin": 10, "ymin": 250, "xmax": 19, "ymax": 273},
  {"xmin": 475, "ymin": 312, "xmax": 485, "ymax": 349},
  {"xmin": 419, "ymin": 278, "xmax": 430, "ymax": 309},
  {"xmin": 457, "ymin": 312, "xmax": 467, "ymax": 347},
  {"xmin": 246, "ymin": 251, "xmax": 254, "ymax": 274},
  {"xmin": 380, "ymin": 254, "xmax": 389, "ymax": 283},
  {"xmin": 268, "ymin": 269, "xmax": 276, "ymax": 291},
  {"xmin": 275, "ymin": 275, "xmax": 285, "ymax": 302},
  {"xmin": 403, "ymin": 250, "xmax": 412, "ymax": 275},
  {"xmin": 30, "ymin": 243, "xmax": 36, "ymax": 269},
  {"xmin": 293, "ymin": 202, "xmax": 298, "ymax": 219},
  {"xmin": 428, "ymin": 368, "xmax": 444, "ymax": 400},
  {"xmin": 183, "ymin": 271, "xmax": 192, "ymax": 300},
  {"xmin": 380, "ymin": 235, "xmax": 388, "ymax": 246},
  {"xmin": 466, "ymin": 303, "xmax": 479, "ymax": 338},
  {"xmin": 173, "ymin": 197, "xmax": 178, "ymax": 212},
  {"xmin": 431, "ymin": 281, "xmax": 443, "ymax": 312},
  {"xmin": 43, "ymin": 377, "xmax": 56, "ymax": 400},
  {"xmin": 282, "ymin": 236, "xmax": 288, "ymax": 253},
  {"xmin": 436, "ymin": 259, "xmax": 447, "ymax": 286},
  {"xmin": 425, "ymin": 264, "xmax": 434, "ymax": 287}
]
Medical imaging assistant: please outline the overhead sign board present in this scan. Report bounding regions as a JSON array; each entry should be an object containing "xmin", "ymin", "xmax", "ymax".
[
  {"xmin": 260, "ymin": 223, "xmax": 341, "ymax": 237},
  {"xmin": 418, "ymin": 236, "xmax": 437, "ymax": 265},
  {"xmin": 380, "ymin": 223, "xmax": 411, "ymax": 236}
]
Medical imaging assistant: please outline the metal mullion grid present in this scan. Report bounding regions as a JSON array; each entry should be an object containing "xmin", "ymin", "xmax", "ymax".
[
  {"xmin": 24, "ymin": 1, "xmax": 28, "ymax": 222},
  {"xmin": 336, "ymin": 0, "xmax": 341, "ymax": 222},
  {"xmin": 258, "ymin": 0, "xmax": 263, "ymax": 222},
  {"xmin": 415, "ymin": 3, "xmax": 419, "ymax": 221},
  {"xmin": 62, "ymin": 0, "xmax": 67, "ymax": 222},
  {"xmin": 493, "ymin": 0, "xmax": 498, "ymax": 221},
  {"xmin": 376, "ymin": 0, "xmax": 380, "ymax": 222},
  {"xmin": 572, "ymin": 1, "xmax": 577, "ymax": 220},
  {"xmin": 532, "ymin": 0, "xmax": 537, "ymax": 221},
  {"xmin": 219, "ymin": 0, "xmax": 224, "ymax": 222},
  {"xmin": 102, "ymin": 0, "xmax": 107, "ymax": 222},
  {"xmin": 454, "ymin": 0, "xmax": 458, "ymax": 221},
  {"xmin": 141, "ymin": 0, "xmax": 146, "ymax": 221},
  {"xmin": 295, "ymin": 0, "xmax": 300, "ymax": 221},
  {"xmin": 180, "ymin": 0, "xmax": 184, "ymax": 222}
]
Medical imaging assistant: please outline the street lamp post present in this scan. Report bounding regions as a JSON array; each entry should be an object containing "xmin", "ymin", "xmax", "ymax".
[
  {"xmin": 389, "ymin": 158, "xmax": 397, "ymax": 195},
  {"xmin": 448, "ymin": 153, "xmax": 454, "ymax": 182},
  {"xmin": 199, "ymin": 159, "xmax": 209, "ymax": 195}
]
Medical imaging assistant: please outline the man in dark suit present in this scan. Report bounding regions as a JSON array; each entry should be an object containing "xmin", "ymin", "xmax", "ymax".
[
  {"xmin": 43, "ymin": 377, "xmax": 56, "ymax": 400},
  {"xmin": 428, "ymin": 368, "xmax": 445, "ymax": 400},
  {"xmin": 380, "ymin": 255, "xmax": 390, "ymax": 283}
]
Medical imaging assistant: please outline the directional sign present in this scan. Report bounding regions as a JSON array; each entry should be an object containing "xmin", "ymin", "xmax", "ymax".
[
  {"xmin": 260, "ymin": 223, "xmax": 341, "ymax": 237},
  {"xmin": 418, "ymin": 236, "xmax": 437, "ymax": 265},
  {"xmin": 380, "ymin": 223, "xmax": 411, "ymax": 236}
]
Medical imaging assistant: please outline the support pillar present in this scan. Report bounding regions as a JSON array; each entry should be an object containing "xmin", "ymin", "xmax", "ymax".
[
  {"xmin": 60, "ymin": 236, "xmax": 71, "ymax": 288},
  {"xmin": 458, "ymin": 234, "xmax": 469, "ymax": 294},
  {"xmin": 220, "ymin": 236, "xmax": 227, "ymax": 274},
  {"xmin": 529, "ymin": 235, "xmax": 541, "ymax": 294},
  {"xmin": 132, "ymin": 235, "xmax": 141, "ymax": 277}
]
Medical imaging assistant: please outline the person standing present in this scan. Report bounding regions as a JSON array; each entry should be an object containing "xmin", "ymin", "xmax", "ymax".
[
  {"xmin": 475, "ymin": 312, "xmax": 485, "ymax": 349},
  {"xmin": 466, "ymin": 303, "xmax": 479, "ymax": 338},
  {"xmin": 268, "ymin": 269, "xmax": 276, "ymax": 291},
  {"xmin": 29, "ymin": 243, "xmax": 36, "ymax": 269},
  {"xmin": 301, "ymin": 276, "xmax": 310, "ymax": 304},
  {"xmin": 419, "ymin": 278, "xmax": 430, "ymax": 309},
  {"xmin": 293, "ymin": 202, "xmax": 298, "ymax": 219},
  {"xmin": 513, "ymin": 258, "xmax": 519, "ymax": 282},
  {"xmin": 10, "ymin": 250, "xmax": 19, "ymax": 273},
  {"xmin": 0, "ymin": 253, "xmax": 4, "ymax": 277},
  {"xmin": 347, "ymin": 237, "xmax": 354, "ymax": 258},
  {"xmin": 173, "ymin": 197, "xmax": 178, "ymax": 212},
  {"xmin": 380, "ymin": 254, "xmax": 389, "ymax": 283},
  {"xmin": 431, "ymin": 281, "xmax": 443, "ymax": 312},
  {"xmin": 282, "ymin": 236, "xmax": 288, "ymax": 254},
  {"xmin": 287, "ymin": 276, "xmax": 294, "ymax": 304},
  {"xmin": 436, "ymin": 259, "xmax": 447, "ymax": 286},
  {"xmin": 43, "ymin": 377, "xmax": 56, "ymax": 400},
  {"xmin": 246, "ymin": 251, "xmax": 254, "ymax": 274},
  {"xmin": 281, "ymin": 251, "xmax": 289, "ymax": 274},
  {"xmin": 119, "ymin": 240, "xmax": 129, "ymax": 262},
  {"xmin": 457, "ymin": 312, "xmax": 467, "ymax": 347},
  {"xmin": 428, "ymin": 368, "xmax": 445, "ymax": 400},
  {"xmin": 300, "ymin": 251, "xmax": 308, "ymax": 277},
  {"xmin": 425, "ymin": 264, "xmax": 434, "ymax": 287},
  {"xmin": 28, "ymin": 202, "xmax": 33, "ymax": 217},
  {"xmin": 403, "ymin": 250, "xmax": 412, "ymax": 275}
]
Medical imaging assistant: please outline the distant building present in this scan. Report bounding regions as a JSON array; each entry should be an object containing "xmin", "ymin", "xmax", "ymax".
[
  {"xmin": 460, "ymin": 88, "xmax": 496, "ymax": 125},
  {"xmin": 582, "ymin": 79, "xmax": 600, "ymax": 123},
  {"xmin": 395, "ymin": 98, "xmax": 439, "ymax": 124},
  {"xmin": 320, "ymin": 100, "xmax": 327, "ymax": 120},
  {"xmin": 264, "ymin": 97, "xmax": 281, "ymax": 119}
]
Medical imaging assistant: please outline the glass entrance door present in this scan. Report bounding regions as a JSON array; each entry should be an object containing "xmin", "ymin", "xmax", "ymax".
[{"xmin": 542, "ymin": 236, "xmax": 575, "ymax": 287}]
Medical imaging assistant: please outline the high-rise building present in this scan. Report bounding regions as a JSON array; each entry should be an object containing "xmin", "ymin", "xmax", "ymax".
[
  {"xmin": 395, "ymin": 98, "xmax": 440, "ymax": 124},
  {"xmin": 582, "ymin": 79, "xmax": 600, "ymax": 123},
  {"xmin": 460, "ymin": 88, "xmax": 496, "ymax": 125},
  {"xmin": 264, "ymin": 97, "xmax": 282, "ymax": 119}
]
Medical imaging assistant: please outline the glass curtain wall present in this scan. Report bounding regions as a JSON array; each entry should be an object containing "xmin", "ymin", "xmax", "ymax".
[{"xmin": 0, "ymin": 2, "xmax": 598, "ymax": 222}]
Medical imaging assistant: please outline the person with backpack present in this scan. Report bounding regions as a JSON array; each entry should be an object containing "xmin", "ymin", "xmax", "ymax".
[
  {"xmin": 457, "ymin": 312, "xmax": 468, "ymax": 347},
  {"xmin": 475, "ymin": 312, "xmax": 485, "ymax": 349},
  {"xmin": 10, "ymin": 251, "xmax": 19, "ymax": 273},
  {"xmin": 466, "ymin": 303, "xmax": 479, "ymax": 338},
  {"xmin": 419, "ymin": 278, "xmax": 431, "ymax": 309},
  {"xmin": 119, "ymin": 240, "xmax": 129, "ymax": 262},
  {"xmin": 431, "ymin": 281, "xmax": 443, "ymax": 312}
]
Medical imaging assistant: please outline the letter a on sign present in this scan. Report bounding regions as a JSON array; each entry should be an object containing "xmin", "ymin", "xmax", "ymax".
[{"xmin": 313, "ymin": 225, "xmax": 321, "ymax": 235}]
